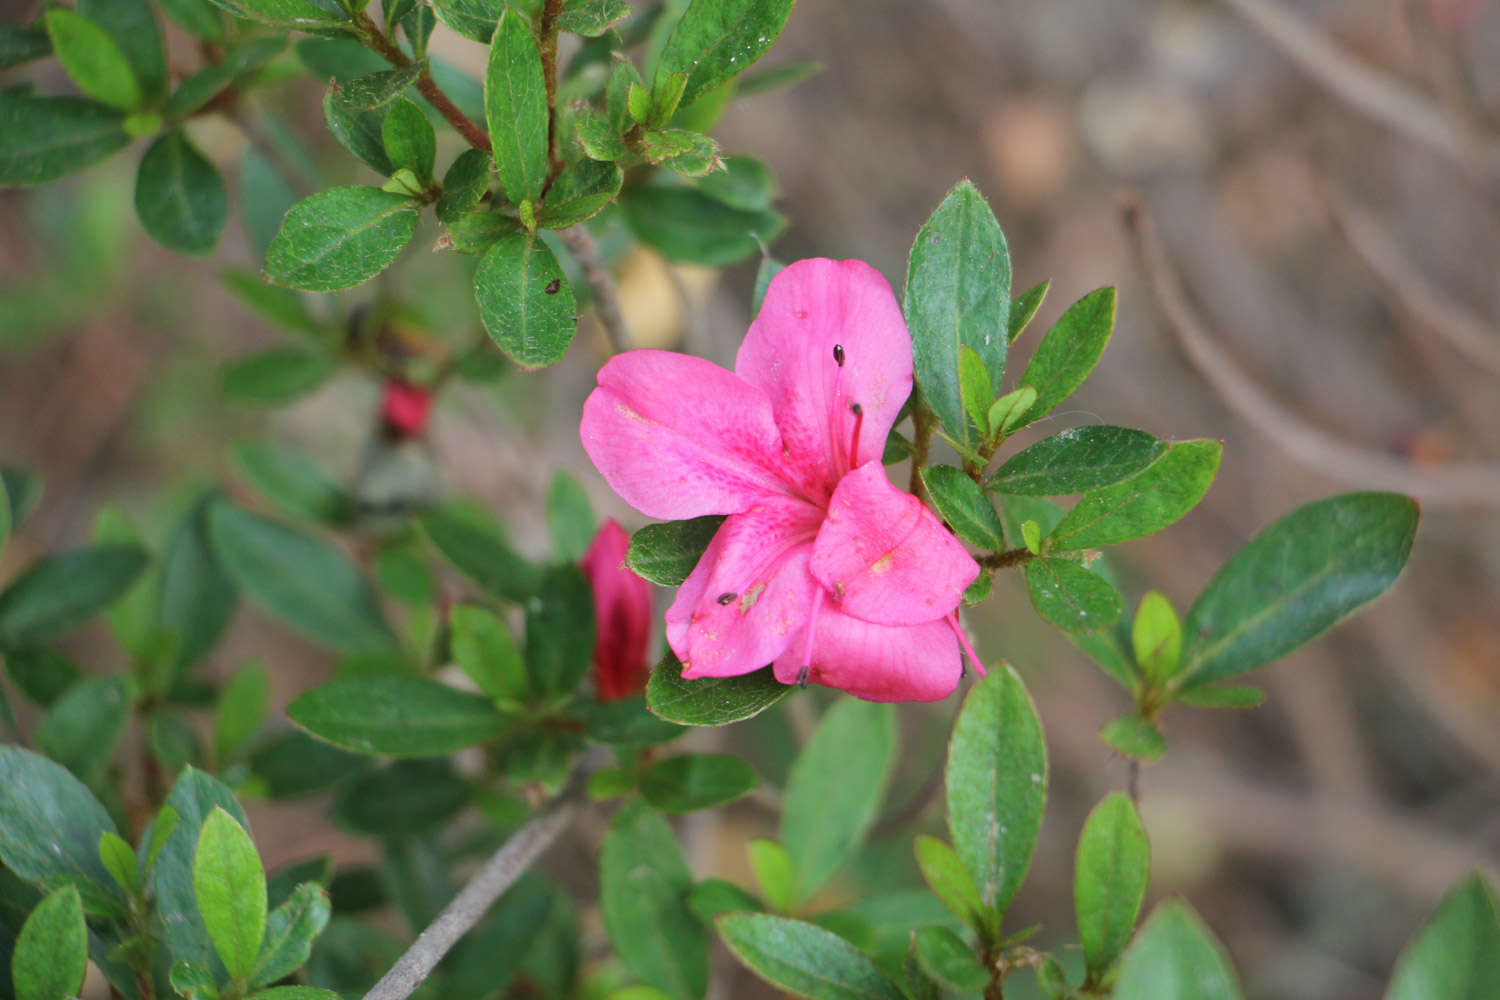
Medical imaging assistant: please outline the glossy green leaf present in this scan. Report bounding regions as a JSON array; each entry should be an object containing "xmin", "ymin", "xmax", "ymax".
[
  {"xmin": 1386, "ymin": 874, "xmax": 1499, "ymax": 1000},
  {"xmin": 1025, "ymin": 557, "xmax": 1122, "ymax": 634},
  {"xmin": 0, "ymin": 747, "xmax": 116, "ymax": 886},
  {"xmin": 574, "ymin": 106, "xmax": 628, "ymax": 161},
  {"xmin": 991, "ymin": 426, "xmax": 1167, "ymax": 497},
  {"xmin": 913, "ymin": 926, "xmax": 989, "ymax": 992},
  {"xmin": 621, "ymin": 185, "xmax": 784, "ymax": 266},
  {"xmin": 654, "ymin": 0, "xmax": 794, "ymax": 107},
  {"xmin": 233, "ymin": 443, "xmax": 350, "ymax": 525},
  {"xmin": 718, "ymin": 913, "xmax": 905, "ymax": 1000},
  {"xmin": 1180, "ymin": 492, "xmax": 1418, "ymax": 687},
  {"xmin": 155, "ymin": 491, "xmax": 238, "ymax": 680},
  {"xmin": 334, "ymin": 64, "xmax": 425, "ymax": 111},
  {"xmin": 1113, "ymin": 901, "xmax": 1242, "ymax": 1000},
  {"xmin": 921, "ymin": 466, "xmax": 1004, "ymax": 550},
  {"xmin": 1015, "ymin": 287, "xmax": 1115, "ymax": 427},
  {"xmin": 194, "ymin": 808, "xmax": 266, "ymax": 981},
  {"xmin": 45, "ymin": 8, "xmax": 142, "ymax": 112},
  {"xmin": 382, "ymin": 98, "xmax": 435, "ymax": 180},
  {"xmin": 265, "ymin": 187, "xmax": 419, "ymax": 292},
  {"xmin": 1008, "ymin": 279, "xmax": 1049, "ymax": 342},
  {"xmin": 1132, "ymin": 590, "xmax": 1181, "ymax": 685},
  {"xmin": 946, "ymin": 665, "xmax": 1046, "ymax": 919},
  {"xmin": 208, "ymin": 503, "xmax": 397, "ymax": 655},
  {"xmin": 420, "ymin": 501, "xmax": 540, "ymax": 601},
  {"xmin": 206, "ymin": 0, "xmax": 345, "ymax": 27},
  {"xmin": 626, "ymin": 516, "xmax": 724, "ymax": 587},
  {"xmin": 485, "ymin": 6, "xmax": 548, "ymax": 205},
  {"xmin": 641, "ymin": 754, "xmax": 759, "ymax": 813},
  {"xmin": 904, "ymin": 180, "xmax": 1010, "ymax": 447},
  {"xmin": 436, "ymin": 147, "xmax": 491, "ymax": 223},
  {"xmin": 449, "ymin": 604, "xmax": 528, "ymax": 704},
  {"xmin": 600, "ymin": 802, "xmax": 707, "ymax": 999},
  {"xmin": 646, "ymin": 651, "xmax": 788, "ymax": 726},
  {"xmin": 251, "ymin": 883, "xmax": 330, "ymax": 988},
  {"xmin": 323, "ymin": 88, "xmax": 393, "ymax": 175},
  {"xmin": 1075, "ymin": 792, "xmax": 1149, "ymax": 979},
  {"xmin": 36, "ymin": 675, "xmax": 132, "ymax": 786},
  {"xmin": 914, "ymin": 835, "xmax": 992, "ymax": 940},
  {"xmin": 0, "ymin": 545, "xmax": 148, "ymax": 649},
  {"xmin": 1047, "ymin": 440, "xmax": 1221, "ymax": 551},
  {"xmin": 11, "ymin": 886, "xmax": 87, "ymax": 1000},
  {"xmin": 288, "ymin": 674, "xmax": 508, "ymax": 757},
  {"xmin": 430, "ymin": 0, "xmax": 502, "ymax": 41},
  {"xmin": 475, "ymin": 232, "xmax": 578, "ymax": 369},
  {"xmin": 214, "ymin": 662, "xmax": 270, "ymax": 765},
  {"xmin": 332, "ymin": 759, "xmax": 470, "ymax": 837},
  {"xmin": 781, "ymin": 699, "xmax": 896, "ymax": 903},
  {"xmin": 0, "ymin": 92, "xmax": 128, "ymax": 186},
  {"xmin": 539, "ymin": 157, "xmax": 623, "ymax": 228},
  {"xmin": 558, "ymin": 0, "xmax": 630, "ymax": 35}
]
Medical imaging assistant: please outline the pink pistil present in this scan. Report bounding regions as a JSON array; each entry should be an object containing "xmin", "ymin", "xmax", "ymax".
[
  {"xmin": 798, "ymin": 587, "xmax": 827, "ymax": 687},
  {"xmin": 947, "ymin": 612, "xmax": 987, "ymax": 677}
]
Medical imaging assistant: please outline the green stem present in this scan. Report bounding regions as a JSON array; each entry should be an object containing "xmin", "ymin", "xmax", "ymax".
[
  {"xmin": 909, "ymin": 403, "xmax": 935, "ymax": 501},
  {"xmin": 537, "ymin": 0, "xmax": 566, "ymax": 186}
]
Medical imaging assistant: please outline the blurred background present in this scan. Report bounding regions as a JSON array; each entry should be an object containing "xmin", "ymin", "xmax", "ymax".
[{"xmin": 3, "ymin": 1, "xmax": 1499, "ymax": 997}]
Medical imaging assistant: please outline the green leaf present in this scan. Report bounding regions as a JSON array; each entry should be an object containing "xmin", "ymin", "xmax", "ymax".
[
  {"xmin": 985, "ymin": 386, "xmax": 1036, "ymax": 441},
  {"xmin": 524, "ymin": 565, "xmax": 594, "ymax": 699},
  {"xmin": 1113, "ymin": 901, "xmax": 1242, "ymax": 1000},
  {"xmin": 222, "ymin": 349, "xmax": 337, "ymax": 404},
  {"xmin": 420, "ymin": 501, "xmax": 540, "ymax": 601},
  {"xmin": 436, "ymin": 147, "xmax": 492, "ymax": 223},
  {"xmin": 1131, "ymin": 590, "xmax": 1181, "ymax": 685},
  {"xmin": 1175, "ymin": 684, "xmax": 1265, "ymax": 709},
  {"xmin": 1015, "ymin": 287, "xmax": 1115, "ymax": 427},
  {"xmin": 11, "ymin": 886, "xmax": 87, "ymax": 1000},
  {"xmin": 546, "ymin": 472, "xmax": 596, "ymax": 561},
  {"xmin": 155, "ymin": 491, "xmax": 238, "ymax": 680},
  {"xmin": 334, "ymin": 63, "xmax": 425, "ymax": 111},
  {"xmin": 233, "ymin": 443, "xmax": 350, "ymax": 525},
  {"xmin": 132, "ymin": 129, "xmax": 226, "ymax": 254},
  {"xmin": 991, "ymin": 426, "xmax": 1167, "ymax": 497},
  {"xmin": 485, "ymin": 6, "xmax": 548, "ymax": 205},
  {"xmin": 169, "ymin": 960, "xmax": 219, "ymax": 999},
  {"xmin": 332, "ymin": 759, "xmax": 470, "ymax": 837},
  {"xmin": 446, "ymin": 207, "xmax": 519, "ymax": 254},
  {"xmin": 654, "ymin": 0, "xmax": 794, "ymax": 107},
  {"xmin": 1179, "ymin": 493, "xmax": 1418, "ymax": 688},
  {"xmin": 747, "ymin": 838, "xmax": 796, "ymax": 912},
  {"xmin": 250, "ymin": 883, "xmax": 331, "ymax": 988},
  {"xmin": 698, "ymin": 155, "xmax": 774, "ymax": 211},
  {"xmin": 646, "ymin": 651, "xmax": 788, "ymax": 726},
  {"xmin": 539, "ymin": 157, "xmax": 623, "ymax": 228},
  {"xmin": 641, "ymin": 754, "xmax": 759, "ymax": 813},
  {"xmin": 913, "ymin": 926, "xmax": 989, "ymax": 992},
  {"xmin": 323, "ymin": 88, "xmax": 393, "ymax": 175},
  {"xmin": 1098, "ymin": 715, "xmax": 1165, "ymax": 762},
  {"xmin": 904, "ymin": 179, "xmax": 1011, "ymax": 447},
  {"xmin": 1075, "ymin": 792, "xmax": 1149, "ymax": 980},
  {"xmin": 957, "ymin": 346, "xmax": 994, "ymax": 436},
  {"xmin": 449, "ymin": 604, "xmax": 528, "ymax": 705},
  {"xmin": 717, "ymin": 913, "xmax": 905, "ymax": 1000},
  {"xmin": 265, "ymin": 187, "xmax": 419, "ymax": 292},
  {"xmin": 0, "ymin": 545, "xmax": 148, "ymax": 649},
  {"xmin": 249, "ymin": 988, "xmax": 342, "ymax": 1000},
  {"xmin": 160, "ymin": 0, "xmax": 226, "ymax": 41},
  {"xmin": 287, "ymin": 674, "xmax": 508, "ymax": 757},
  {"xmin": 441, "ymin": 875, "xmax": 555, "ymax": 997},
  {"xmin": 574, "ymin": 106, "xmax": 628, "ymax": 161},
  {"xmin": 0, "ymin": 475, "xmax": 9, "ymax": 566},
  {"xmin": 99, "ymin": 831, "xmax": 138, "ymax": 893},
  {"xmin": 626, "ymin": 516, "xmax": 724, "ymax": 587},
  {"xmin": 688, "ymin": 878, "xmax": 761, "ymax": 920},
  {"xmin": 1046, "ymin": 440, "xmax": 1221, "ymax": 551},
  {"xmin": 430, "ymin": 0, "xmax": 503, "ymax": 42},
  {"xmin": 208, "ymin": 503, "xmax": 397, "ymax": 655},
  {"xmin": 475, "ymin": 232, "xmax": 578, "ymax": 369},
  {"xmin": 0, "ymin": 24, "xmax": 51, "ymax": 71},
  {"xmin": 640, "ymin": 128, "xmax": 719, "ymax": 176},
  {"xmin": 600, "ymin": 802, "xmax": 708, "ymax": 1000},
  {"xmin": 558, "ymin": 0, "xmax": 630, "ymax": 36},
  {"xmin": 44, "ymin": 8, "xmax": 142, "ymax": 112},
  {"xmin": 621, "ymin": 185, "xmax": 784, "ymax": 266},
  {"xmin": 0, "ymin": 746, "xmax": 117, "ymax": 886},
  {"xmin": 382, "ymin": 98, "xmax": 435, "ymax": 180},
  {"xmin": 221, "ymin": 270, "xmax": 324, "ymax": 341},
  {"xmin": 921, "ymin": 466, "xmax": 1005, "ymax": 550},
  {"xmin": 781, "ymin": 699, "xmax": 896, "ymax": 903},
  {"xmin": 207, "ymin": 0, "xmax": 346, "ymax": 27},
  {"xmin": 1025, "ymin": 557, "xmax": 1122, "ymax": 634},
  {"xmin": 0, "ymin": 92, "xmax": 128, "ymax": 186},
  {"xmin": 584, "ymin": 697, "xmax": 685, "ymax": 745},
  {"xmin": 214, "ymin": 662, "xmax": 270, "ymax": 765},
  {"xmin": 1387, "ymin": 874, "xmax": 1500, "ymax": 1000},
  {"xmin": 2, "ymin": 646, "xmax": 80, "ymax": 708},
  {"xmin": 946, "ymin": 665, "xmax": 1046, "ymax": 920},
  {"xmin": 194, "ymin": 808, "xmax": 267, "ymax": 981},
  {"xmin": 913, "ymin": 835, "xmax": 991, "ymax": 941},
  {"xmin": 249, "ymin": 732, "xmax": 368, "ymax": 799},
  {"xmin": 36, "ymin": 675, "xmax": 132, "ymax": 786},
  {"xmin": 1008, "ymin": 279, "xmax": 1049, "ymax": 342}
]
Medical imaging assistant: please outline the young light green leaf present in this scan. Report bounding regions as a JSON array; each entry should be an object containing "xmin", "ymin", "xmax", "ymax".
[
  {"xmin": 747, "ymin": 838, "xmax": 797, "ymax": 913},
  {"xmin": 1025, "ymin": 557, "xmax": 1123, "ymax": 634},
  {"xmin": 36, "ymin": 675, "xmax": 132, "ymax": 786},
  {"xmin": 653, "ymin": 0, "xmax": 795, "ymax": 107},
  {"xmin": 1099, "ymin": 715, "xmax": 1165, "ymax": 762},
  {"xmin": 0, "ymin": 92, "xmax": 128, "ymax": 186},
  {"xmin": 11, "ymin": 885, "xmax": 87, "ymax": 1000},
  {"xmin": 957, "ymin": 346, "xmax": 995, "ymax": 436},
  {"xmin": 194, "ymin": 807, "xmax": 267, "ymax": 981},
  {"xmin": 646, "ymin": 652, "xmax": 788, "ymax": 726},
  {"xmin": 621, "ymin": 185, "xmax": 784, "ymax": 266},
  {"xmin": 233, "ymin": 443, "xmax": 350, "ymax": 525},
  {"xmin": 640, "ymin": 754, "xmax": 759, "ymax": 813},
  {"xmin": 1021, "ymin": 519, "xmax": 1041, "ymax": 554},
  {"xmin": 265, "ymin": 187, "xmax": 419, "ymax": 292},
  {"xmin": 80, "ymin": 0, "xmax": 165, "ymax": 103},
  {"xmin": 449, "ymin": 604, "xmax": 529, "ymax": 705},
  {"xmin": 1132, "ymin": 590, "xmax": 1181, "ymax": 685},
  {"xmin": 169, "ymin": 960, "xmax": 219, "ymax": 1000},
  {"xmin": 99, "ymin": 831, "xmax": 138, "ymax": 893},
  {"xmin": 436, "ymin": 147, "xmax": 492, "ymax": 223},
  {"xmin": 382, "ymin": 98, "xmax": 435, "ymax": 180},
  {"xmin": 288, "ymin": 674, "xmax": 508, "ymax": 757},
  {"xmin": 1046, "ymin": 440, "xmax": 1221, "ymax": 551},
  {"xmin": 600, "ymin": 802, "xmax": 708, "ymax": 1000},
  {"xmin": 1113, "ymin": 901, "xmax": 1243, "ymax": 1000},
  {"xmin": 913, "ymin": 926, "xmax": 989, "ymax": 992},
  {"xmin": 574, "ymin": 107, "xmax": 629, "ymax": 161},
  {"xmin": 1179, "ymin": 492, "xmax": 1418, "ymax": 688},
  {"xmin": 1175, "ymin": 684, "xmax": 1265, "ymax": 709},
  {"xmin": 626, "ymin": 516, "xmax": 724, "ymax": 586},
  {"xmin": 485, "ymin": 6, "xmax": 548, "ymax": 205},
  {"xmin": 250, "ymin": 882, "xmax": 331, "ymax": 987},
  {"xmin": 1008, "ymin": 279, "xmax": 1050, "ymax": 342},
  {"xmin": 990, "ymin": 426, "xmax": 1167, "ymax": 497},
  {"xmin": 905, "ymin": 179, "xmax": 1011, "ymax": 448},
  {"xmin": 45, "ymin": 8, "xmax": 143, "ymax": 112},
  {"xmin": 475, "ymin": 232, "xmax": 578, "ymax": 369},
  {"xmin": 921, "ymin": 466, "xmax": 1005, "ymax": 551},
  {"xmin": 214, "ymin": 662, "xmax": 271, "ymax": 765},
  {"xmin": 141, "ymin": 804, "xmax": 180, "ymax": 879},
  {"xmin": 1075, "ymin": 792, "xmax": 1149, "ymax": 980},
  {"xmin": 781, "ymin": 699, "xmax": 896, "ymax": 903},
  {"xmin": 0, "ymin": 545, "xmax": 148, "ymax": 649},
  {"xmin": 946, "ymin": 665, "xmax": 1047, "ymax": 920},
  {"xmin": 1015, "ymin": 287, "xmax": 1115, "ymax": 427},
  {"xmin": 914, "ymin": 836, "xmax": 991, "ymax": 939},
  {"xmin": 1386, "ymin": 874, "xmax": 1499, "ymax": 1000},
  {"xmin": 717, "ymin": 913, "xmax": 906, "ymax": 1000},
  {"xmin": 207, "ymin": 503, "xmax": 397, "ymax": 655}
]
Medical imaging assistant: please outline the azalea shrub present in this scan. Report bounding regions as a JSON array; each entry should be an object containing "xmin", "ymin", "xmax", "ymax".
[{"xmin": 1, "ymin": 2, "xmax": 1496, "ymax": 1000}]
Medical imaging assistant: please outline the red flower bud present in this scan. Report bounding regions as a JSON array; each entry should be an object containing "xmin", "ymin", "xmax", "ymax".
[
  {"xmin": 381, "ymin": 380, "xmax": 433, "ymax": 438},
  {"xmin": 580, "ymin": 519, "xmax": 654, "ymax": 700}
]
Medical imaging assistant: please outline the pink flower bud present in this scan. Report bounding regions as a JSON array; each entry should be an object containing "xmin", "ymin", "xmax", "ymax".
[
  {"xmin": 381, "ymin": 380, "xmax": 433, "ymax": 438},
  {"xmin": 581, "ymin": 519, "xmax": 654, "ymax": 700}
]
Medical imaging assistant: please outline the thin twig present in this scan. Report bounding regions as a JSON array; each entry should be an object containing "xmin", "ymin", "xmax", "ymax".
[
  {"xmin": 357, "ymin": 12, "xmax": 492, "ymax": 152},
  {"xmin": 1121, "ymin": 198, "xmax": 1500, "ymax": 510},
  {"xmin": 1217, "ymin": 0, "xmax": 1500, "ymax": 174},
  {"xmin": 558, "ymin": 226, "xmax": 634, "ymax": 354},
  {"xmin": 361, "ymin": 781, "xmax": 583, "ymax": 1000},
  {"xmin": 978, "ymin": 547, "xmax": 1034, "ymax": 570}
]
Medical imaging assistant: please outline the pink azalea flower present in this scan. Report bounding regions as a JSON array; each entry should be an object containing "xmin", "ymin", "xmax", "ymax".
[
  {"xmin": 580, "ymin": 258, "xmax": 984, "ymax": 702},
  {"xmin": 581, "ymin": 519, "xmax": 654, "ymax": 700}
]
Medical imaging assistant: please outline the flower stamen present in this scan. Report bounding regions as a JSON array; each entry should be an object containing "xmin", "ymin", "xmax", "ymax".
[
  {"xmin": 947, "ymin": 612, "xmax": 987, "ymax": 677},
  {"xmin": 848, "ymin": 402, "xmax": 864, "ymax": 468}
]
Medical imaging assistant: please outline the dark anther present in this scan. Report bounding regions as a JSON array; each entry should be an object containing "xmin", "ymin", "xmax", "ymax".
[
  {"xmin": 850, "ymin": 402, "xmax": 863, "ymax": 416},
  {"xmin": 545, "ymin": 278, "xmax": 561, "ymax": 294},
  {"xmin": 832, "ymin": 344, "xmax": 845, "ymax": 366},
  {"xmin": 796, "ymin": 665, "xmax": 810, "ymax": 688},
  {"xmin": 715, "ymin": 592, "xmax": 737, "ymax": 605}
]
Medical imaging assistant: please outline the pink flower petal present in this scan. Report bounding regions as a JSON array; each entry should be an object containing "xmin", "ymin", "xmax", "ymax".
[
  {"xmin": 581, "ymin": 350, "xmax": 793, "ymax": 520},
  {"xmin": 580, "ymin": 519, "xmax": 654, "ymax": 700},
  {"xmin": 666, "ymin": 496, "xmax": 823, "ymax": 679},
  {"xmin": 810, "ymin": 461, "xmax": 979, "ymax": 626},
  {"xmin": 772, "ymin": 611, "xmax": 963, "ymax": 702},
  {"xmin": 735, "ymin": 259, "xmax": 914, "ymax": 502}
]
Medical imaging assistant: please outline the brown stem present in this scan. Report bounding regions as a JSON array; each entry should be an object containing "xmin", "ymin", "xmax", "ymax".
[
  {"xmin": 537, "ymin": 0, "xmax": 566, "ymax": 183},
  {"xmin": 979, "ymin": 547, "xmax": 1034, "ymax": 570},
  {"xmin": 357, "ymin": 13, "xmax": 492, "ymax": 152},
  {"xmin": 909, "ymin": 404, "xmax": 935, "ymax": 500},
  {"xmin": 558, "ymin": 227, "xmax": 633, "ymax": 354}
]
